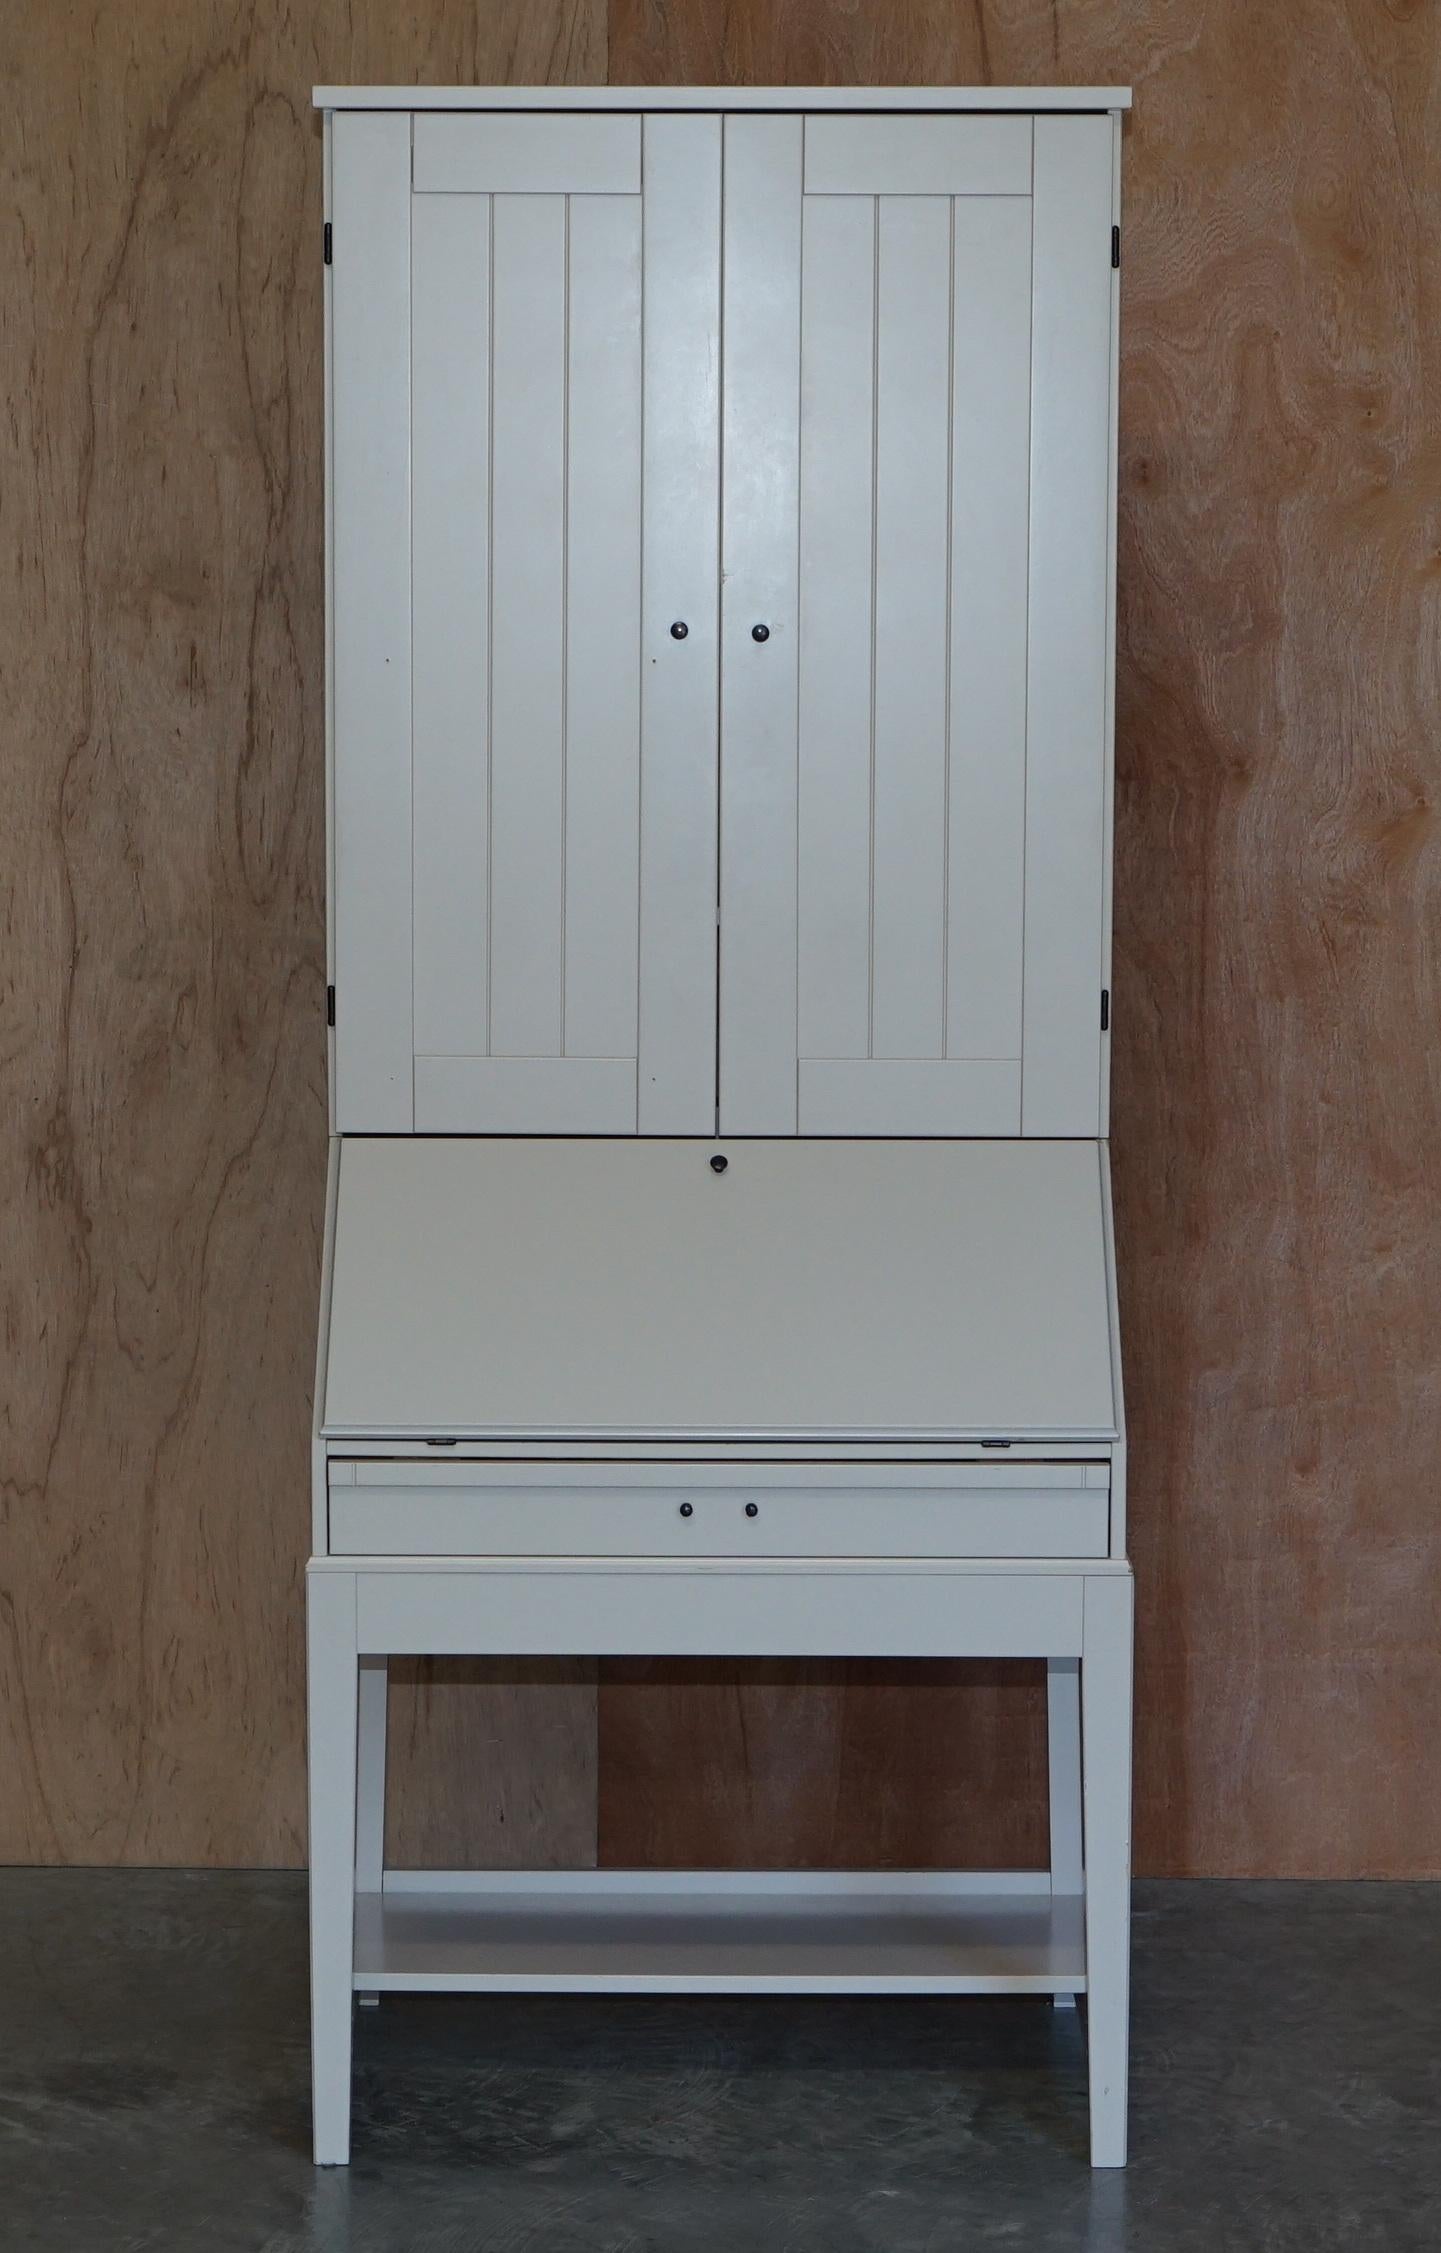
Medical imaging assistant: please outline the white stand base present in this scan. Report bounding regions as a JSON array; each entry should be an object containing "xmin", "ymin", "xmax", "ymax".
[{"xmin": 307, "ymin": 1557, "xmax": 1133, "ymax": 2170}]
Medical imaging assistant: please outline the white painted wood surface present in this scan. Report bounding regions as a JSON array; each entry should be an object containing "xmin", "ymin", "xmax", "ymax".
[
  {"xmin": 331, "ymin": 1439, "xmax": 1113, "ymax": 1466},
  {"xmin": 718, "ymin": 116, "xmax": 803, "ymax": 1132},
  {"xmin": 414, "ymin": 1056, "xmax": 636, "ymax": 1133},
  {"xmin": 348, "ymin": 1557, "xmax": 1089, "ymax": 1659},
  {"xmin": 410, "ymin": 192, "xmax": 490, "ymax": 1062},
  {"xmin": 413, "ymin": 112, "xmax": 640, "ymax": 193},
  {"xmin": 488, "ymin": 192, "xmax": 576, "ymax": 1058},
  {"xmin": 410, "ymin": 165, "xmax": 648, "ymax": 1129},
  {"xmin": 802, "ymin": 114, "xmax": 1032, "ymax": 194},
  {"xmin": 315, "ymin": 89, "xmax": 1133, "ymax": 114},
  {"xmin": 355, "ymin": 1657, "xmax": 388, "ymax": 1891},
  {"xmin": 330, "ymin": 114, "xmax": 413, "ymax": 1130},
  {"xmin": 1048, "ymin": 1656, "xmax": 1084, "ymax": 1894},
  {"xmin": 352, "ymin": 1878, "xmax": 1086, "ymax": 1993},
  {"xmin": 341, "ymin": 115, "xmax": 721, "ymax": 1135},
  {"xmin": 871, "ymin": 193, "xmax": 953, "ymax": 1062},
  {"xmin": 328, "ymin": 1458, "xmax": 1110, "ymax": 1559},
  {"xmin": 340, "ymin": 1461, "xmax": 1110, "ymax": 1491},
  {"xmin": 330, "ymin": 105, "xmax": 1118, "ymax": 1138},
  {"xmin": 378, "ymin": 1867, "xmax": 1060, "ymax": 1893},
  {"xmin": 307, "ymin": 1568, "xmax": 358, "ymax": 2163},
  {"xmin": 314, "ymin": 89, "xmax": 1132, "ymax": 2172},
  {"xmin": 717, "ymin": 115, "xmax": 1109, "ymax": 1136},
  {"xmin": 637, "ymin": 115, "xmax": 723, "ymax": 1131},
  {"xmin": 1021, "ymin": 117, "xmax": 1116, "ymax": 1133},
  {"xmin": 947, "ymin": 196, "xmax": 1032, "ymax": 1061},
  {"xmin": 1082, "ymin": 1570, "xmax": 1135, "ymax": 2165},
  {"xmin": 321, "ymin": 1137, "xmax": 1117, "ymax": 1440},
  {"xmin": 794, "ymin": 191, "xmax": 874, "ymax": 1066},
  {"xmin": 564, "ymin": 193, "xmax": 645, "ymax": 1058},
  {"xmin": 797, "ymin": 1059, "xmax": 1020, "ymax": 1135}
]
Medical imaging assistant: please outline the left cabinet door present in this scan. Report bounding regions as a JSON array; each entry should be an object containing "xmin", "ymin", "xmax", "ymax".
[{"xmin": 329, "ymin": 111, "xmax": 723, "ymax": 1132}]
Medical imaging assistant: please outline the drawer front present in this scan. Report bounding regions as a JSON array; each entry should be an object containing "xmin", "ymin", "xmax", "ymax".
[{"xmin": 328, "ymin": 1461, "xmax": 1109, "ymax": 1559}]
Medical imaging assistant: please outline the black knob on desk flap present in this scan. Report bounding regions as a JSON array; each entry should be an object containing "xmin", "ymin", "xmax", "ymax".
[
  {"xmin": 745, "ymin": 1502, "xmax": 759, "ymax": 1518},
  {"xmin": 679, "ymin": 1502, "xmax": 694, "ymax": 1518},
  {"xmin": 751, "ymin": 623, "xmax": 770, "ymax": 642},
  {"xmin": 670, "ymin": 620, "xmax": 688, "ymax": 640},
  {"xmin": 710, "ymin": 1153, "xmax": 728, "ymax": 1173}
]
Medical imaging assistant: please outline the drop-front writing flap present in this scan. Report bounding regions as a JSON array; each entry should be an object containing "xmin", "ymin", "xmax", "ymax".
[{"xmin": 322, "ymin": 1138, "xmax": 1117, "ymax": 1442}]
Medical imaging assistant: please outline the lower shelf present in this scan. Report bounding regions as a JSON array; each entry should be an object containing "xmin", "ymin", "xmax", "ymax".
[{"xmin": 353, "ymin": 1871, "xmax": 1086, "ymax": 1996}]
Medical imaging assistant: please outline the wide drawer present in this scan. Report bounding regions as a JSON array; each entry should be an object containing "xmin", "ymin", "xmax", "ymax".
[{"xmin": 328, "ymin": 1460, "xmax": 1110, "ymax": 1559}]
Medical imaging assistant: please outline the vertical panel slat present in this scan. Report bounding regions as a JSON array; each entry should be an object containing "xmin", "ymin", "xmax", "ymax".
[
  {"xmin": 870, "ymin": 197, "xmax": 952, "ymax": 1060},
  {"xmin": 797, "ymin": 196, "xmax": 876, "ymax": 1063},
  {"xmin": 718, "ymin": 114, "xmax": 804, "ymax": 1132},
  {"xmin": 946, "ymin": 196, "xmax": 1032, "ymax": 1060},
  {"xmin": 637, "ymin": 114, "xmax": 723, "ymax": 1131},
  {"xmin": 489, "ymin": 195, "xmax": 567, "ymax": 1056},
  {"xmin": 563, "ymin": 195, "xmax": 643, "ymax": 1059},
  {"xmin": 411, "ymin": 193, "xmax": 490, "ymax": 1059},
  {"xmin": 1023, "ymin": 117, "xmax": 1113, "ymax": 1133},
  {"xmin": 331, "ymin": 113, "xmax": 412, "ymax": 1128}
]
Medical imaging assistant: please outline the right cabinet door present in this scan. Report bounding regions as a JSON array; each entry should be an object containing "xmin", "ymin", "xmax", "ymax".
[{"xmin": 718, "ymin": 113, "xmax": 1116, "ymax": 1137}]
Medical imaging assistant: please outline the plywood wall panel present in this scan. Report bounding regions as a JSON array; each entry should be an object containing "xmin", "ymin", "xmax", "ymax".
[
  {"xmin": 599, "ymin": 1663, "xmax": 1048, "ymax": 1870},
  {"xmin": 3, "ymin": 0, "xmax": 1439, "ymax": 1878},
  {"xmin": 0, "ymin": 0, "xmax": 604, "ymax": 1867},
  {"xmin": 386, "ymin": 1662, "xmax": 598, "ymax": 1870}
]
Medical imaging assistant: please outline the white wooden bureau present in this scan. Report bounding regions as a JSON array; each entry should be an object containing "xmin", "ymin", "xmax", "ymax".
[{"xmin": 309, "ymin": 82, "xmax": 1134, "ymax": 2169}]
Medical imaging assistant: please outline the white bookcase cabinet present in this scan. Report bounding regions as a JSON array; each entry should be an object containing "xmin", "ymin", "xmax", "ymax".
[{"xmin": 309, "ymin": 83, "xmax": 1134, "ymax": 2169}]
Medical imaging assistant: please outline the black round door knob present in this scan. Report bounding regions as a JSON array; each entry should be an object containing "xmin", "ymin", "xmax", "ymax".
[
  {"xmin": 679, "ymin": 1502, "xmax": 694, "ymax": 1518},
  {"xmin": 710, "ymin": 1153, "xmax": 728, "ymax": 1173},
  {"xmin": 745, "ymin": 1502, "xmax": 759, "ymax": 1518},
  {"xmin": 670, "ymin": 620, "xmax": 689, "ymax": 640},
  {"xmin": 751, "ymin": 623, "xmax": 770, "ymax": 643}
]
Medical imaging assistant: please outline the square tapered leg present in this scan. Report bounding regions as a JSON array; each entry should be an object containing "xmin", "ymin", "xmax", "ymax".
[
  {"xmin": 307, "ymin": 1568, "xmax": 360, "ymax": 2165},
  {"xmin": 1081, "ymin": 1571, "xmax": 1134, "ymax": 2167},
  {"xmin": 1048, "ymin": 1656, "xmax": 1083, "ymax": 2007}
]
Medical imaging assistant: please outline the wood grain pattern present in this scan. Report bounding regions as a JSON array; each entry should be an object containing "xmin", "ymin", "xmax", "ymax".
[
  {"xmin": 4, "ymin": 0, "xmax": 1439, "ymax": 1877},
  {"xmin": 599, "ymin": 1663, "xmax": 1047, "ymax": 1869},
  {"xmin": 0, "ymin": 0, "xmax": 603, "ymax": 1866},
  {"xmin": 601, "ymin": 0, "xmax": 1441, "ymax": 1879},
  {"xmin": 386, "ymin": 1662, "xmax": 598, "ymax": 1869}
]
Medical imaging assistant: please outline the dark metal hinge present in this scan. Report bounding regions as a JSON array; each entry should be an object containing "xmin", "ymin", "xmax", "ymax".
[
  {"xmin": 1100, "ymin": 988, "xmax": 1110, "ymax": 1032},
  {"xmin": 1110, "ymin": 224, "xmax": 1120, "ymax": 270},
  {"xmin": 326, "ymin": 984, "xmax": 336, "ymax": 1027},
  {"xmin": 323, "ymin": 221, "xmax": 333, "ymax": 266}
]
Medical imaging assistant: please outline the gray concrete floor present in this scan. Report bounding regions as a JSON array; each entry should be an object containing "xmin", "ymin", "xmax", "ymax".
[{"xmin": 1, "ymin": 1872, "xmax": 1436, "ymax": 2251}]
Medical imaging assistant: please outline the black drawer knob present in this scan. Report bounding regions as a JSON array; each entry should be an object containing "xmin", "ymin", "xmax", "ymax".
[
  {"xmin": 745, "ymin": 1502, "xmax": 759, "ymax": 1518},
  {"xmin": 679, "ymin": 1502, "xmax": 694, "ymax": 1518},
  {"xmin": 710, "ymin": 1153, "xmax": 728, "ymax": 1173},
  {"xmin": 670, "ymin": 621, "xmax": 688, "ymax": 640},
  {"xmin": 751, "ymin": 623, "xmax": 770, "ymax": 643}
]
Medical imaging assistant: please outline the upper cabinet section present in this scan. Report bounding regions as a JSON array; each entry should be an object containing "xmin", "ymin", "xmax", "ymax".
[{"xmin": 324, "ymin": 100, "xmax": 1121, "ymax": 1137}]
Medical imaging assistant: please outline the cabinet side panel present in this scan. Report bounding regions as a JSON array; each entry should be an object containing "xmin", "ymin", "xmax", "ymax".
[
  {"xmin": 1021, "ymin": 116, "xmax": 1113, "ymax": 1134},
  {"xmin": 331, "ymin": 112, "xmax": 413, "ymax": 1129},
  {"xmin": 637, "ymin": 114, "xmax": 723, "ymax": 1132}
]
